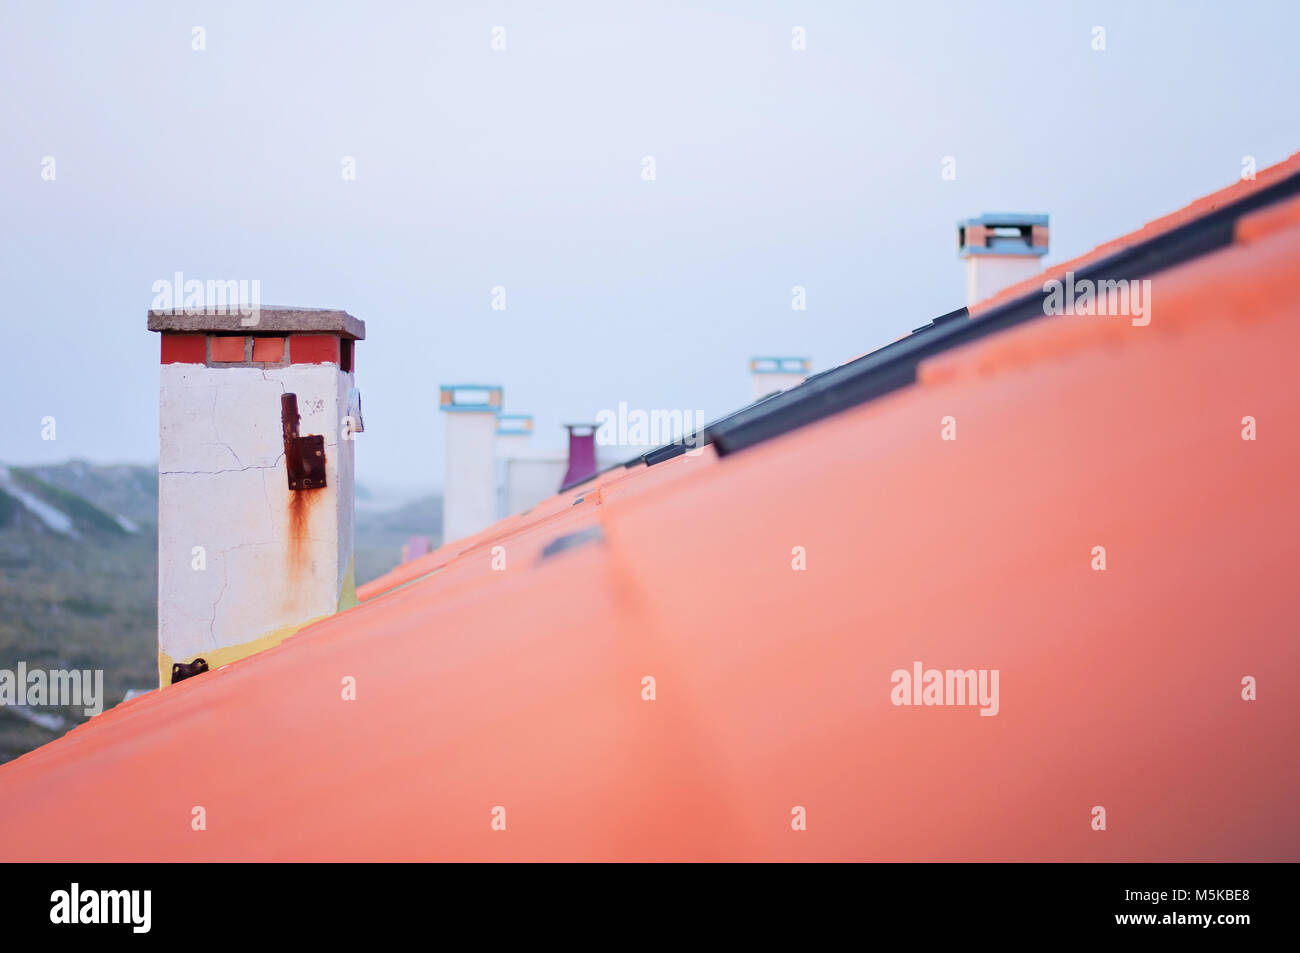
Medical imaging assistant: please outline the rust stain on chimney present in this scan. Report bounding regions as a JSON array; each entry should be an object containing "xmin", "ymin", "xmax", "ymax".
[
  {"xmin": 281, "ymin": 393, "xmax": 327, "ymax": 582},
  {"xmin": 287, "ymin": 487, "xmax": 324, "ymax": 579}
]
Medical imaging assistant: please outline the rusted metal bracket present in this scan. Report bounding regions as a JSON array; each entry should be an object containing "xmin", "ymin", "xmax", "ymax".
[
  {"xmin": 171, "ymin": 658, "xmax": 209, "ymax": 684},
  {"xmin": 282, "ymin": 393, "xmax": 327, "ymax": 490}
]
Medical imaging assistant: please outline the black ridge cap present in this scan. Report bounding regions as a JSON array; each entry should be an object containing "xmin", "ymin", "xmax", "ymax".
[
  {"xmin": 628, "ymin": 316, "xmax": 969, "ymax": 473},
  {"xmin": 558, "ymin": 453, "xmax": 635, "ymax": 492},
  {"xmin": 559, "ymin": 457, "xmax": 636, "ymax": 493},
  {"xmin": 911, "ymin": 305, "xmax": 969, "ymax": 334},
  {"xmin": 707, "ymin": 169, "xmax": 1300, "ymax": 457},
  {"xmin": 626, "ymin": 389, "xmax": 792, "ymax": 469}
]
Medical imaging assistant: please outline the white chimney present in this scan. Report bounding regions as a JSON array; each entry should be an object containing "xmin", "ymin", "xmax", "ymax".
[
  {"xmin": 495, "ymin": 413, "xmax": 533, "ymax": 518},
  {"xmin": 495, "ymin": 413, "xmax": 534, "ymax": 460},
  {"xmin": 749, "ymin": 356, "xmax": 810, "ymax": 402},
  {"xmin": 440, "ymin": 384, "xmax": 502, "ymax": 542},
  {"xmin": 148, "ymin": 307, "xmax": 365, "ymax": 687},
  {"xmin": 958, "ymin": 213, "xmax": 1049, "ymax": 306},
  {"xmin": 503, "ymin": 452, "xmax": 569, "ymax": 516}
]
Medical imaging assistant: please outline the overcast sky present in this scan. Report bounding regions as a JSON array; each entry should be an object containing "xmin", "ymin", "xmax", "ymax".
[{"xmin": 2, "ymin": 0, "xmax": 1297, "ymax": 490}]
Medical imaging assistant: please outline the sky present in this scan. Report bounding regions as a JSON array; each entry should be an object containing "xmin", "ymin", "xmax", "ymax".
[{"xmin": 2, "ymin": 0, "xmax": 1297, "ymax": 491}]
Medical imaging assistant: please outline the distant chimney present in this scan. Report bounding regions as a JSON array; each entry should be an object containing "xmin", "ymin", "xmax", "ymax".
[
  {"xmin": 957, "ymin": 213, "xmax": 1049, "ymax": 306},
  {"xmin": 749, "ymin": 356, "xmax": 810, "ymax": 402},
  {"xmin": 401, "ymin": 535, "xmax": 431, "ymax": 563},
  {"xmin": 560, "ymin": 424, "xmax": 598, "ymax": 490},
  {"xmin": 148, "ymin": 307, "xmax": 365, "ymax": 687},
  {"xmin": 495, "ymin": 414, "xmax": 534, "ymax": 457},
  {"xmin": 495, "ymin": 413, "xmax": 533, "ymax": 518},
  {"xmin": 440, "ymin": 384, "xmax": 502, "ymax": 542}
]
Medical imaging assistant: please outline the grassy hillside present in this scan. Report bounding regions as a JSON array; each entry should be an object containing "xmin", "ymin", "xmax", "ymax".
[
  {"xmin": 0, "ymin": 460, "xmax": 439, "ymax": 763},
  {"xmin": 19, "ymin": 460, "xmax": 159, "ymax": 527},
  {"xmin": 354, "ymin": 494, "xmax": 442, "ymax": 584},
  {"xmin": 0, "ymin": 463, "xmax": 158, "ymax": 762}
]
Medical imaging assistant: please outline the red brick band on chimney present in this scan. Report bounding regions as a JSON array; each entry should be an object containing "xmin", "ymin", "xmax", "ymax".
[
  {"xmin": 209, "ymin": 335, "xmax": 247, "ymax": 362},
  {"xmin": 288, "ymin": 334, "xmax": 340, "ymax": 364},
  {"xmin": 160, "ymin": 333, "xmax": 207, "ymax": 364},
  {"xmin": 160, "ymin": 333, "xmax": 344, "ymax": 366}
]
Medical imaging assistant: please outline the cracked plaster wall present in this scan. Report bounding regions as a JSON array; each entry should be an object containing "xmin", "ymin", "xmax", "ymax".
[{"xmin": 159, "ymin": 363, "xmax": 355, "ymax": 663}]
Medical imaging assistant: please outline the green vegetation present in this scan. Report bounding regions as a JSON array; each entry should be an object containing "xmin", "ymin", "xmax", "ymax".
[
  {"xmin": 0, "ymin": 488, "xmax": 19, "ymax": 529},
  {"xmin": 0, "ymin": 519, "xmax": 157, "ymax": 762},
  {"xmin": 8, "ymin": 468, "xmax": 128, "ymax": 536},
  {"xmin": 0, "ymin": 461, "xmax": 439, "ymax": 763}
]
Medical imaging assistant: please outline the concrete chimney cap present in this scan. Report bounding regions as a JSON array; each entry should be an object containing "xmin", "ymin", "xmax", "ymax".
[{"xmin": 148, "ymin": 307, "xmax": 366, "ymax": 340}]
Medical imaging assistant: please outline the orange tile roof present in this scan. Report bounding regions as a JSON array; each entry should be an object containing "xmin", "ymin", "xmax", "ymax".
[{"xmin": 2, "ymin": 158, "xmax": 1298, "ymax": 861}]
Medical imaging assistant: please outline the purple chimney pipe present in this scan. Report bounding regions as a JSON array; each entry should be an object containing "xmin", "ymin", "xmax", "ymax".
[{"xmin": 561, "ymin": 424, "xmax": 598, "ymax": 490}]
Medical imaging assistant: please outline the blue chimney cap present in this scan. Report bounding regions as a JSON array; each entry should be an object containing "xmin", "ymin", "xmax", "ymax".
[
  {"xmin": 439, "ymin": 384, "xmax": 503, "ymax": 412},
  {"xmin": 497, "ymin": 413, "xmax": 534, "ymax": 436},
  {"xmin": 958, "ymin": 214, "xmax": 1050, "ymax": 258}
]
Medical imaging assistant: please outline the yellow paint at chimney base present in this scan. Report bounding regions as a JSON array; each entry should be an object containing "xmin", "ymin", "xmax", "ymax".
[
  {"xmin": 337, "ymin": 554, "xmax": 358, "ymax": 611},
  {"xmin": 157, "ymin": 614, "xmax": 326, "ymax": 689},
  {"xmin": 156, "ymin": 556, "xmax": 359, "ymax": 687}
]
